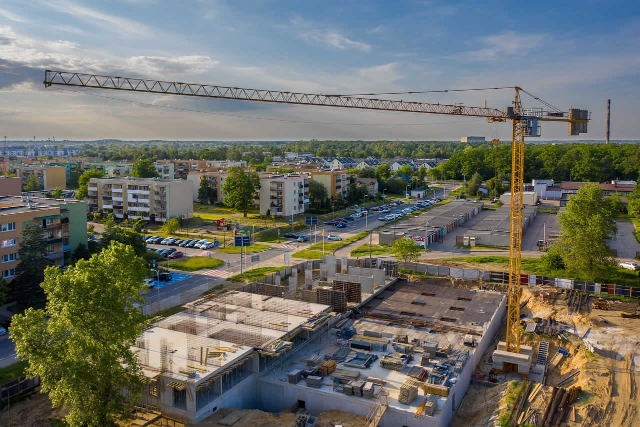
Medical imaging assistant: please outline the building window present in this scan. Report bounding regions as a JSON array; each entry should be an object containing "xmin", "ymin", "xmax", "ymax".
[
  {"xmin": 48, "ymin": 231, "xmax": 55, "ymax": 239},
  {"xmin": 2, "ymin": 253, "xmax": 18, "ymax": 263},
  {"xmin": 47, "ymin": 245, "xmax": 55, "ymax": 254},
  {"xmin": 173, "ymin": 388, "xmax": 187, "ymax": 410},
  {"xmin": 148, "ymin": 380, "xmax": 158, "ymax": 397},
  {"xmin": 1, "ymin": 238, "xmax": 17, "ymax": 248},
  {"xmin": 2, "ymin": 269, "xmax": 16, "ymax": 279},
  {"xmin": 45, "ymin": 218, "xmax": 55, "ymax": 226},
  {"xmin": 1, "ymin": 223, "xmax": 16, "ymax": 232}
]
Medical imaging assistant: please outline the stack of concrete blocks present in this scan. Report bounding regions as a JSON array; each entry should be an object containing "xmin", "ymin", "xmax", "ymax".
[{"xmin": 288, "ymin": 269, "xmax": 297, "ymax": 299}]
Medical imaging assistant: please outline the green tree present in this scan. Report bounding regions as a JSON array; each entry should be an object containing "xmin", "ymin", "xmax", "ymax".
[
  {"xmin": 465, "ymin": 172, "xmax": 483, "ymax": 198},
  {"xmin": 10, "ymin": 242, "xmax": 147, "ymax": 427},
  {"xmin": 392, "ymin": 237, "xmax": 423, "ymax": 266},
  {"xmin": 398, "ymin": 164, "xmax": 413, "ymax": 176},
  {"xmin": 221, "ymin": 166, "xmax": 260, "ymax": 217},
  {"xmin": 67, "ymin": 168, "xmax": 82, "ymax": 189},
  {"xmin": 309, "ymin": 180, "xmax": 328, "ymax": 207},
  {"xmin": 417, "ymin": 166, "xmax": 427, "ymax": 183},
  {"xmin": 607, "ymin": 194, "xmax": 625, "ymax": 216},
  {"xmin": 132, "ymin": 218, "xmax": 146, "ymax": 233},
  {"xmin": 130, "ymin": 159, "xmax": 159, "ymax": 178},
  {"xmin": 375, "ymin": 163, "xmax": 391, "ymax": 181},
  {"xmin": 198, "ymin": 176, "xmax": 211, "ymax": 204},
  {"xmin": 357, "ymin": 167, "xmax": 376, "ymax": 179},
  {"xmin": 24, "ymin": 174, "xmax": 41, "ymax": 191},
  {"xmin": 76, "ymin": 169, "xmax": 105, "ymax": 199},
  {"xmin": 51, "ymin": 187, "xmax": 63, "ymax": 199},
  {"xmin": 554, "ymin": 184, "xmax": 617, "ymax": 281},
  {"xmin": 100, "ymin": 222, "xmax": 147, "ymax": 257},
  {"xmin": 162, "ymin": 217, "xmax": 180, "ymax": 235},
  {"xmin": 0, "ymin": 278, "xmax": 8, "ymax": 307},
  {"xmin": 72, "ymin": 242, "xmax": 91, "ymax": 262},
  {"xmin": 10, "ymin": 223, "xmax": 53, "ymax": 309}
]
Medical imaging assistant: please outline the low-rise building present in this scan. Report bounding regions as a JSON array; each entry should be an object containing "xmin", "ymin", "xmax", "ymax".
[
  {"xmin": 259, "ymin": 173, "xmax": 309, "ymax": 216},
  {"xmin": 559, "ymin": 181, "xmax": 636, "ymax": 206},
  {"xmin": 296, "ymin": 169, "xmax": 348, "ymax": 199},
  {"xmin": 461, "ymin": 136, "xmax": 485, "ymax": 142},
  {"xmin": 357, "ymin": 159, "xmax": 381, "ymax": 170},
  {"xmin": 331, "ymin": 158, "xmax": 358, "ymax": 170},
  {"xmin": 390, "ymin": 160, "xmax": 416, "ymax": 172},
  {"xmin": 0, "ymin": 177, "xmax": 21, "ymax": 196},
  {"xmin": 499, "ymin": 191, "xmax": 538, "ymax": 206},
  {"xmin": 0, "ymin": 195, "xmax": 87, "ymax": 279},
  {"xmin": 355, "ymin": 177, "xmax": 378, "ymax": 195},
  {"xmin": 187, "ymin": 171, "xmax": 229, "ymax": 203},
  {"xmin": 88, "ymin": 177, "xmax": 193, "ymax": 222}
]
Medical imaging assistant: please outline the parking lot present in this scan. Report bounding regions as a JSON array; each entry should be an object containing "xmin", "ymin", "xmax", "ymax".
[{"xmin": 147, "ymin": 273, "xmax": 191, "ymax": 289}]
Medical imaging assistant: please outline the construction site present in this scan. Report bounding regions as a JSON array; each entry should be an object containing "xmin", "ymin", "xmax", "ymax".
[
  {"xmin": 131, "ymin": 257, "xmax": 506, "ymax": 427},
  {"xmin": 378, "ymin": 199, "xmax": 484, "ymax": 247},
  {"xmin": 462, "ymin": 205, "xmax": 539, "ymax": 248}
]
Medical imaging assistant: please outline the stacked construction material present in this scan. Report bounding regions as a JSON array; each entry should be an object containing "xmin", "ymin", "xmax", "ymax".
[
  {"xmin": 303, "ymin": 354, "xmax": 322, "ymax": 366},
  {"xmin": 288, "ymin": 369, "xmax": 302, "ymax": 384},
  {"xmin": 351, "ymin": 340, "xmax": 373, "ymax": 351},
  {"xmin": 408, "ymin": 366, "xmax": 429, "ymax": 382},
  {"xmin": 317, "ymin": 359, "xmax": 337, "ymax": 376},
  {"xmin": 420, "ymin": 354, "xmax": 431, "ymax": 367},
  {"xmin": 380, "ymin": 353, "xmax": 410, "ymax": 370},
  {"xmin": 352, "ymin": 380, "xmax": 365, "ymax": 397},
  {"xmin": 332, "ymin": 368, "xmax": 360, "ymax": 382},
  {"xmin": 353, "ymin": 333, "xmax": 389, "ymax": 352},
  {"xmin": 332, "ymin": 279, "xmax": 362, "ymax": 303},
  {"xmin": 344, "ymin": 381, "xmax": 354, "ymax": 396},
  {"xmin": 326, "ymin": 347, "xmax": 350, "ymax": 362},
  {"xmin": 305, "ymin": 375, "xmax": 323, "ymax": 388},
  {"xmin": 362, "ymin": 381, "xmax": 374, "ymax": 398},
  {"xmin": 316, "ymin": 286, "xmax": 347, "ymax": 313},
  {"xmin": 398, "ymin": 379, "xmax": 419, "ymax": 404}
]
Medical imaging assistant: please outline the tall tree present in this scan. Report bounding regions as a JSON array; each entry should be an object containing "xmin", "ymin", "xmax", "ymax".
[
  {"xmin": 130, "ymin": 159, "xmax": 159, "ymax": 178},
  {"xmin": 392, "ymin": 237, "xmax": 423, "ymax": 266},
  {"xmin": 357, "ymin": 167, "xmax": 376, "ymax": 178},
  {"xmin": 24, "ymin": 174, "xmax": 41, "ymax": 191},
  {"xmin": 375, "ymin": 163, "xmax": 391, "ymax": 181},
  {"xmin": 397, "ymin": 164, "xmax": 414, "ymax": 176},
  {"xmin": 76, "ymin": 169, "xmax": 105, "ymax": 199},
  {"xmin": 308, "ymin": 180, "xmax": 328, "ymax": 207},
  {"xmin": 626, "ymin": 185, "xmax": 640, "ymax": 217},
  {"xmin": 72, "ymin": 242, "xmax": 90, "ymax": 262},
  {"xmin": 221, "ymin": 166, "xmax": 260, "ymax": 217},
  {"xmin": 52, "ymin": 187, "xmax": 63, "ymax": 199},
  {"xmin": 554, "ymin": 184, "xmax": 617, "ymax": 281},
  {"xmin": 0, "ymin": 278, "xmax": 8, "ymax": 307},
  {"xmin": 465, "ymin": 172, "xmax": 483, "ymax": 197},
  {"xmin": 161, "ymin": 217, "xmax": 180, "ymax": 235},
  {"xmin": 11, "ymin": 223, "xmax": 53, "ymax": 309},
  {"xmin": 198, "ymin": 175, "xmax": 211, "ymax": 204},
  {"xmin": 10, "ymin": 242, "xmax": 147, "ymax": 427},
  {"xmin": 100, "ymin": 221, "xmax": 147, "ymax": 257}
]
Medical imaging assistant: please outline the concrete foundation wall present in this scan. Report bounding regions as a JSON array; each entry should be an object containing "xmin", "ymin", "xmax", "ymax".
[{"xmin": 195, "ymin": 374, "xmax": 259, "ymax": 423}]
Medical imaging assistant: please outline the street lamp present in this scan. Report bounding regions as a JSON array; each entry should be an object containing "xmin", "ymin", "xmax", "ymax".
[{"xmin": 405, "ymin": 184, "xmax": 410, "ymax": 199}]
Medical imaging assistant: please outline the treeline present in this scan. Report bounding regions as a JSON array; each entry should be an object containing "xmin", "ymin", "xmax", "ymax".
[{"xmin": 429, "ymin": 142, "xmax": 640, "ymax": 183}]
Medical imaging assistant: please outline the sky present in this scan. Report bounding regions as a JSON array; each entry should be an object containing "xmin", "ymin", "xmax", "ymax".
[{"xmin": 0, "ymin": 0, "xmax": 639, "ymax": 141}]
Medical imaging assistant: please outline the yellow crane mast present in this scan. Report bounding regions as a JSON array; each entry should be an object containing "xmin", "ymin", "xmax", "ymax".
[{"xmin": 43, "ymin": 71, "xmax": 590, "ymax": 354}]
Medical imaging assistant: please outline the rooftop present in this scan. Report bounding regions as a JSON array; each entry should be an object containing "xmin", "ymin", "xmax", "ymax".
[{"xmin": 0, "ymin": 195, "xmax": 83, "ymax": 215}]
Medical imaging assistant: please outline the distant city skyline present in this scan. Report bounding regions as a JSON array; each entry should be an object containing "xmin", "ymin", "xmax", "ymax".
[{"xmin": 0, "ymin": 1, "xmax": 638, "ymax": 140}]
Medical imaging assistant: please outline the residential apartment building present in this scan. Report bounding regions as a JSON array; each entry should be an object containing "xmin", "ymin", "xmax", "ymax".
[
  {"xmin": 0, "ymin": 196, "xmax": 87, "ymax": 280},
  {"xmin": 187, "ymin": 171, "xmax": 228, "ymax": 203},
  {"xmin": 390, "ymin": 160, "xmax": 416, "ymax": 172},
  {"xmin": 155, "ymin": 160, "xmax": 207, "ymax": 179},
  {"xmin": 0, "ymin": 177, "xmax": 21, "ymax": 196},
  {"xmin": 259, "ymin": 174, "xmax": 309, "ymax": 216},
  {"xmin": 88, "ymin": 178, "xmax": 193, "ymax": 222},
  {"xmin": 154, "ymin": 162, "xmax": 175, "ymax": 179},
  {"xmin": 205, "ymin": 160, "xmax": 246, "ymax": 169},
  {"xmin": 298, "ymin": 169, "xmax": 349, "ymax": 198},
  {"xmin": 13, "ymin": 165, "xmax": 67, "ymax": 190}
]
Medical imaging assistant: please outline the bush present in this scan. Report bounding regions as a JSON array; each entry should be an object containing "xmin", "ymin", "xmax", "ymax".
[{"xmin": 542, "ymin": 251, "xmax": 565, "ymax": 270}]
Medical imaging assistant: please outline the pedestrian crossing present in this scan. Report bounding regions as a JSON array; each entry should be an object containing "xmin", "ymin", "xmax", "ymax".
[
  {"xmin": 278, "ymin": 243, "xmax": 299, "ymax": 250},
  {"xmin": 199, "ymin": 269, "xmax": 233, "ymax": 278}
]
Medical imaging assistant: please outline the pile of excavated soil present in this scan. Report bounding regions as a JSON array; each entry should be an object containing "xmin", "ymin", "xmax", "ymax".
[
  {"xmin": 0, "ymin": 392, "xmax": 68, "ymax": 427},
  {"xmin": 195, "ymin": 408, "xmax": 368, "ymax": 427},
  {"xmin": 452, "ymin": 383, "xmax": 508, "ymax": 427}
]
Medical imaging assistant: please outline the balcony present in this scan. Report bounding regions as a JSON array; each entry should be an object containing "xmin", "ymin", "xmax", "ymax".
[
  {"xmin": 128, "ymin": 195, "xmax": 150, "ymax": 203},
  {"xmin": 45, "ymin": 252, "xmax": 64, "ymax": 260},
  {"xmin": 102, "ymin": 196, "xmax": 112, "ymax": 201},
  {"xmin": 128, "ymin": 188, "xmax": 150, "ymax": 195},
  {"xmin": 103, "ymin": 204, "xmax": 113, "ymax": 209},
  {"xmin": 112, "ymin": 196, "xmax": 123, "ymax": 202},
  {"xmin": 88, "ymin": 186, "xmax": 98, "ymax": 191},
  {"xmin": 154, "ymin": 190, "xmax": 167, "ymax": 196},
  {"xmin": 128, "ymin": 206, "xmax": 150, "ymax": 212},
  {"xmin": 112, "ymin": 187, "xmax": 123, "ymax": 193}
]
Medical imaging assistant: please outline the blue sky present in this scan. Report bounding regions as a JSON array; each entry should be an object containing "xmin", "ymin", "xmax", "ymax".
[{"xmin": 0, "ymin": 0, "xmax": 638, "ymax": 141}]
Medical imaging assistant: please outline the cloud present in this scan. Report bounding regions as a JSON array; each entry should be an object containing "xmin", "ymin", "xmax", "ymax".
[
  {"xmin": 301, "ymin": 31, "xmax": 371, "ymax": 52},
  {"xmin": 0, "ymin": 7, "xmax": 26, "ymax": 23},
  {"xmin": 126, "ymin": 56, "xmax": 219, "ymax": 76},
  {"xmin": 367, "ymin": 25, "xmax": 385, "ymax": 34},
  {"xmin": 44, "ymin": 0, "xmax": 154, "ymax": 38},
  {"xmin": 51, "ymin": 25, "xmax": 87, "ymax": 36},
  {"xmin": 459, "ymin": 31, "xmax": 548, "ymax": 62},
  {"xmin": 46, "ymin": 40, "xmax": 80, "ymax": 50}
]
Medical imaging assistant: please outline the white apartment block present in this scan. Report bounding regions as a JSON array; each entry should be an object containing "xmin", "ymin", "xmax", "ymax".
[
  {"xmin": 88, "ymin": 177, "xmax": 193, "ymax": 222},
  {"xmin": 154, "ymin": 162, "xmax": 175, "ymax": 179},
  {"xmin": 259, "ymin": 174, "xmax": 309, "ymax": 216}
]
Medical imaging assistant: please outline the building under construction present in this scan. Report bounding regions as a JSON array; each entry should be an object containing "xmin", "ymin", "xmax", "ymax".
[{"xmin": 135, "ymin": 257, "xmax": 505, "ymax": 427}]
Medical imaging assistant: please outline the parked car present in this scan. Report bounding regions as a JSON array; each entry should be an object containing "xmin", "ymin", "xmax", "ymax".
[
  {"xmin": 344, "ymin": 215, "xmax": 355, "ymax": 221},
  {"xmin": 619, "ymin": 261, "xmax": 640, "ymax": 271},
  {"xmin": 165, "ymin": 248, "xmax": 177, "ymax": 254},
  {"xmin": 283, "ymin": 232, "xmax": 298, "ymax": 238},
  {"xmin": 144, "ymin": 278, "xmax": 155, "ymax": 288},
  {"xmin": 0, "ymin": 326, "xmax": 7, "ymax": 336},
  {"xmin": 325, "ymin": 220, "xmax": 337, "ymax": 225},
  {"xmin": 160, "ymin": 238, "xmax": 173, "ymax": 245},
  {"xmin": 378, "ymin": 216, "xmax": 389, "ymax": 221},
  {"xmin": 186, "ymin": 240, "xmax": 198, "ymax": 248},
  {"xmin": 335, "ymin": 218, "xmax": 346, "ymax": 223},
  {"xmin": 336, "ymin": 222, "xmax": 347, "ymax": 228},
  {"xmin": 168, "ymin": 251, "xmax": 184, "ymax": 259},
  {"xmin": 194, "ymin": 239, "xmax": 208, "ymax": 248},
  {"xmin": 170, "ymin": 239, "xmax": 182, "ymax": 246},
  {"xmin": 327, "ymin": 234, "xmax": 343, "ymax": 241},
  {"xmin": 158, "ymin": 249, "xmax": 170, "ymax": 257},
  {"xmin": 201, "ymin": 242, "xmax": 215, "ymax": 249},
  {"xmin": 180, "ymin": 239, "xmax": 193, "ymax": 247},
  {"xmin": 158, "ymin": 272, "xmax": 172, "ymax": 281},
  {"xmin": 145, "ymin": 235, "xmax": 160, "ymax": 242},
  {"xmin": 297, "ymin": 235, "xmax": 309, "ymax": 242},
  {"xmin": 382, "ymin": 208, "xmax": 391, "ymax": 213}
]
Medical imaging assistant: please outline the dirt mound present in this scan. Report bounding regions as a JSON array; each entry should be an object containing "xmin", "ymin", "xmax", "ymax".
[
  {"xmin": 0, "ymin": 392, "xmax": 68, "ymax": 427},
  {"xmin": 196, "ymin": 408, "xmax": 368, "ymax": 427}
]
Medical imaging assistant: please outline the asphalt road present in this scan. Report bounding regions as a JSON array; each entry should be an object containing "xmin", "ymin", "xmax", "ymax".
[{"xmin": 0, "ymin": 334, "xmax": 17, "ymax": 368}]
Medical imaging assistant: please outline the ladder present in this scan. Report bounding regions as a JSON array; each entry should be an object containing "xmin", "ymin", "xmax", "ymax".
[
  {"xmin": 537, "ymin": 341, "xmax": 550, "ymax": 366},
  {"xmin": 366, "ymin": 389, "xmax": 389, "ymax": 427}
]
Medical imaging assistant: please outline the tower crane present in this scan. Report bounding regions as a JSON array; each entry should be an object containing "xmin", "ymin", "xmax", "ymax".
[{"xmin": 43, "ymin": 70, "xmax": 589, "ymax": 355}]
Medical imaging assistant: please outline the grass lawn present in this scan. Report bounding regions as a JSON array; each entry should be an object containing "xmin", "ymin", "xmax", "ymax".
[
  {"xmin": 228, "ymin": 266, "xmax": 286, "ymax": 283},
  {"xmin": 216, "ymin": 243, "xmax": 271, "ymax": 254},
  {"xmin": 194, "ymin": 203, "xmax": 258, "ymax": 215},
  {"xmin": 169, "ymin": 256, "xmax": 225, "ymax": 272},
  {"xmin": 0, "ymin": 360, "xmax": 29, "ymax": 384},
  {"xmin": 293, "ymin": 231, "xmax": 370, "ymax": 259},
  {"xmin": 439, "ymin": 255, "xmax": 640, "ymax": 287},
  {"xmin": 350, "ymin": 243, "xmax": 393, "ymax": 257}
]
